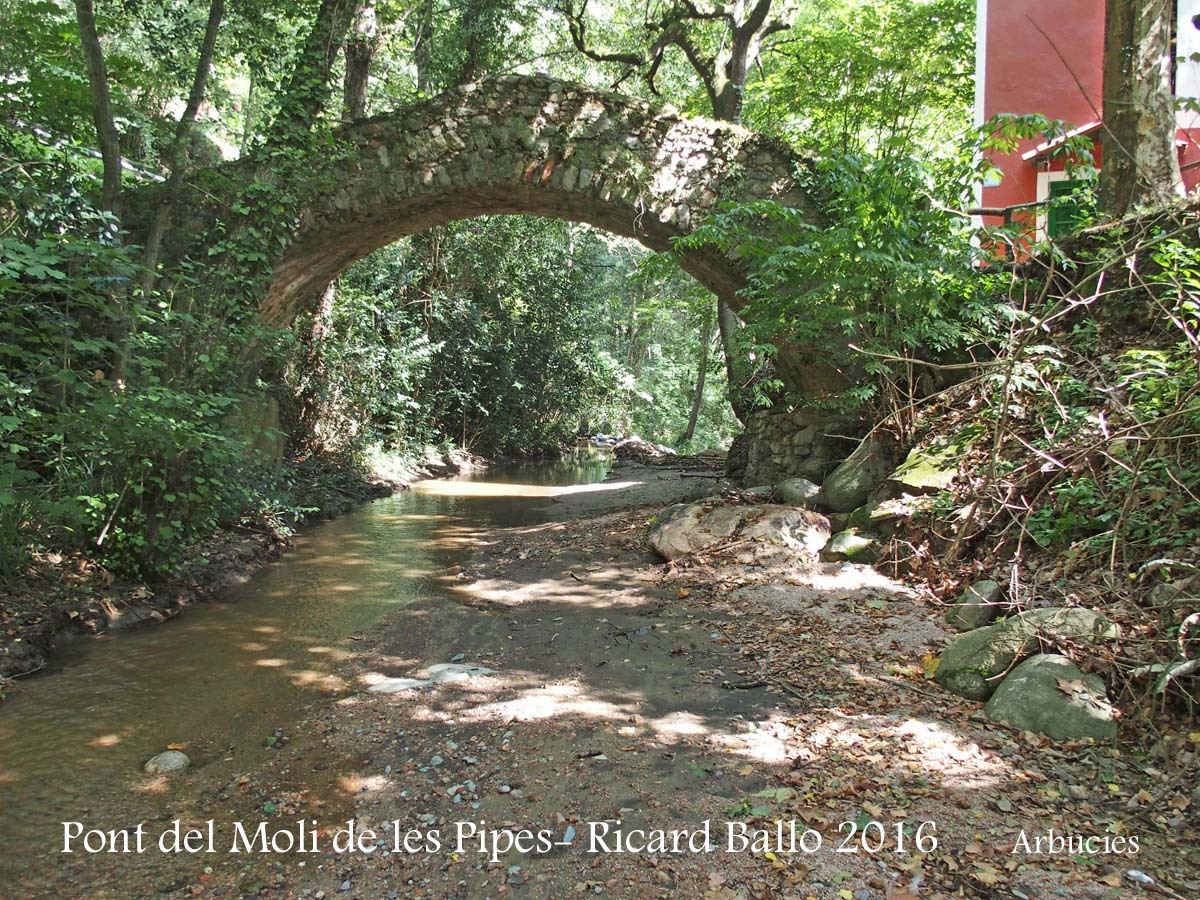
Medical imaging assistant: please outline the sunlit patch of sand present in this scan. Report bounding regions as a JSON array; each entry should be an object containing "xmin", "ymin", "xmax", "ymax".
[
  {"xmin": 411, "ymin": 479, "xmax": 641, "ymax": 498},
  {"xmin": 289, "ymin": 670, "xmax": 347, "ymax": 690},
  {"xmin": 707, "ymin": 715, "xmax": 795, "ymax": 763},
  {"xmin": 337, "ymin": 773, "xmax": 391, "ymax": 795}
]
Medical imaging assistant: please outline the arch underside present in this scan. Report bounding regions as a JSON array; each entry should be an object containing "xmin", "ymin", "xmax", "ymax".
[
  {"xmin": 259, "ymin": 75, "xmax": 814, "ymax": 327},
  {"xmin": 262, "ymin": 185, "xmax": 745, "ymax": 325}
]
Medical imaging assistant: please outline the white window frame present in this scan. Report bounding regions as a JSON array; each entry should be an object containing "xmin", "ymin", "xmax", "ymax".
[{"xmin": 1178, "ymin": 0, "xmax": 1200, "ymax": 128}]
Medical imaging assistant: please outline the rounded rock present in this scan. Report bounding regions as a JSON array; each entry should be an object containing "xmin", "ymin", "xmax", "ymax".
[{"xmin": 143, "ymin": 750, "xmax": 190, "ymax": 775}]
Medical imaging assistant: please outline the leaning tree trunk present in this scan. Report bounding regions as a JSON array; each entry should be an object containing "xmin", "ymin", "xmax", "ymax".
[
  {"xmin": 706, "ymin": 3, "xmax": 777, "ymax": 422},
  {"xmin": 1100, "ymin": 0, "xmax": 1185, "ymax": 215},
  {"xmin": 412, "ymin": 0, "xmax": 435, "ymax": 94},
  {"xmin": 141, "ymin": 0, "xmax": 225, "ymax": 296},
  {"xmin": 678, "ymin": 313, "xmax": 713, "ymax": 445},
  {"xmin": 73, "ymin": 0, "xmax": 122, "ymax": 220},
  {"xmin": 269, "ymin": 0, "xmax": 361, "ymax": 141},
  {"xmin": 74, "ymin": 0, "xmax": 132, "ymax": 384}
]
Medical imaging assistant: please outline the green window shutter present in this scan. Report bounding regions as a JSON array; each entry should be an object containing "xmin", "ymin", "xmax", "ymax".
[{"xmin": 1047, "ymin": 178, "xmax": 1087, "ymax": 238}]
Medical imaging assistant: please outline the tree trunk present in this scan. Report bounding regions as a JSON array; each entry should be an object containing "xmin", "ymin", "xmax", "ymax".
[
  {"xmin": 678, "ymin": 313, "xmax": 713, "ymax": 445},
  {"xmin": 141, "ymin": 0, "xmax": 225, "ymax": 296},
  {"xmin": 73, "ymin": 0, "xmax": 122, "ymax": 220},
  {"xmin": 74, "ymin": 0, "xmax": 132, "ymax": 384},
  {"xmin": 296, "ymin": 281, "xmax": 338, "ymax": 450},
  {"xmin": 342, "ymin": 0, "xmax": 378, "ymax": 120},
  {"xmin": 716, "ymin": 297, "xmax": 755, "ymax": 423},
  {"xmin": 412, "ymin": 0, "xmax": 435, "ymax": 93},
  {"xmin": 241, "ymin": 69, "xmax": 257, "ymax": 154},
  {"xmin": 1100, "ymin": 0, "xmax": 1185, "ymax": 215},
  {"xmin": 270, "ymin": 0, "xmax": 360, "ymax": 140},
  {"xmin": 705, "ymin": 6, "xmax": 774, "ymax": 422}
]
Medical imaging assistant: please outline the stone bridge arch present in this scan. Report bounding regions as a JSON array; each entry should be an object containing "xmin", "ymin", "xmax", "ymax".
[{"xmin": 262, "ymin": 74, "xmax": 818, "ymax": 326}]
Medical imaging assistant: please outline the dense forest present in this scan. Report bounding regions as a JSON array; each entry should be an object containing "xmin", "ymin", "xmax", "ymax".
[
  {"xmin": 0, "ymin": 0, "xmax": 990, "ymax": 579},
  {"xmin": 3, "ymin": 1, "xmax": 1200, "ymax": 898}
]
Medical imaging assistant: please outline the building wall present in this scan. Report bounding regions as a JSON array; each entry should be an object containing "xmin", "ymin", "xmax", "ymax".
[{"xmin": 978, "ymin": 0, "xmax": 1200, "ymax": 230}]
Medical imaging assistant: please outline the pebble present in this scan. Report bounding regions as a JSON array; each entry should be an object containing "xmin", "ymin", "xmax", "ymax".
[
  {"xmin": 451, "ymin": 653, "xmax": 466, "ymax": 662},
  {"xmin": 499, "ymin": 785, "xmax": 511, "ymax": 794},
  {"xmin": 338, "ymin": 880, "xmax": 352, "ymax": 892},
  {"xmin": 430, "ymin": 755, "xmax": 444, "ymax": 766}
]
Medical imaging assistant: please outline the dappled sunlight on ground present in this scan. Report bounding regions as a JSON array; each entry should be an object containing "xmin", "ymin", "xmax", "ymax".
[{"xmin": 705, "ymin": 715, "xmax": 795, "ymax": 764}]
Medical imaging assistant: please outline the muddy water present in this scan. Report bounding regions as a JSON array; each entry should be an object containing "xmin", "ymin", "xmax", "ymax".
[{"xmin": 0, "ymin": 455, "xmax": 611, "ymax": 890}]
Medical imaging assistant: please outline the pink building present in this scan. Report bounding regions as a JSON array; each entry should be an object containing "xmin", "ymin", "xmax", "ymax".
[{"xmin": 975, "ymin": 0, "xmax": 1200, "ymax": 239}]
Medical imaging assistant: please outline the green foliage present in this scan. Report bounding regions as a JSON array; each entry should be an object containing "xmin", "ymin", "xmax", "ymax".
[
  {"xmin": 680, "ymin": 148, "xmax": 1003, "ymax": 415},
  {"xmin": 0, "ymin": 123, "xmax": 294, "ymax": 580},
  {"xmin": 300, "ymin": 216, "xmax": 733, "ymax": 457},
  {"xmin": 46, "ymin": 385, "xmax": 271, "ymax": 578},
  {"xmin": 746, "ymin": 0, "xmax": 975, "ymax": 158}
]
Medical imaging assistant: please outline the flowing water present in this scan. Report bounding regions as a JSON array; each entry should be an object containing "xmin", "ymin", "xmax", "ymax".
[{"xmin": 0, "ymin": 454, "xmax": 612, "ymax": 891}]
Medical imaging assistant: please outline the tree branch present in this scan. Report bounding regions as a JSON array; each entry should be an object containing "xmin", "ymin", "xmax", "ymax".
[
  {"xmin": 738, "ymin": 0, "xmax": 776, "ymax": 38},
  {"xmin": 677, "ymin": 0, "xmax": 731, "ymax": 25},
  {"xmin": 556, "ymin": 0, "xmax": 645, "ymax": 67}
]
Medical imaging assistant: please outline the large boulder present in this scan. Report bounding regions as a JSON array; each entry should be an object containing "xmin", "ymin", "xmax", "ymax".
[
  {"xmin": 936, "ymin": 607, "xmax": 1120, "ymax": 700},
  {"xmin": 1004, "ymin": 607, "xmax": 1120, "ymax": 647},
  {"xmin": 774, "ymin": 477, "xmax": 820, "ymax": 508},
  {"xmin": 818, "ymin": 435, "xmax": 896, "ymax": 513},
  {"xmin": 934, "ymin": 624, "xmax": 1025, "ymax": 700},
  {"xmin": 890, "ymin": 426, "xmax": 984, "ymax": 493},
  {"xmin": 648, "ymin": 503, "xmax": 830, "ymax": 561},
  {"xmin": 822, "ymin": 529, "xmax": 878, "ymax": 563},
  {"xmin": 946, "ymin": 580, "xmax": 1003, "ymax": 632},
  {"xmin": 984, "ymin": 654, "xmax": 1118, "ymax": 741}
]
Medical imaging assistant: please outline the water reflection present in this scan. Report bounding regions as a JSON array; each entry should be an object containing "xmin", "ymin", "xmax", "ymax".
[{"xmin": 0, "ymin": 454, "xmax": 611, "ymax": 881}]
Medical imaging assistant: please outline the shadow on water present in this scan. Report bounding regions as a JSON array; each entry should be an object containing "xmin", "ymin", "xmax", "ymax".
[{"xmin": 0, "ymin": 454, "xmax": 614, "ymax": 884}]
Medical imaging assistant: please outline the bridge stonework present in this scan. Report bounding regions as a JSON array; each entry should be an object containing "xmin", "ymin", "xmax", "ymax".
[{"xmin": 261, "ymin": 74, "xmax": 817, "ymax": 325}]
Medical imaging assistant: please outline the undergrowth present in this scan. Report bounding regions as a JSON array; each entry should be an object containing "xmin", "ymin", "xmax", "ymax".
[{"xmin": 886, "ymin": 204, "xmax": 1200, "ymax": 733}]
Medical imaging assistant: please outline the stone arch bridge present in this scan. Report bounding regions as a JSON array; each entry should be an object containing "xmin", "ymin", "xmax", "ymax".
[{"xmin": 258, "ymin": 74, "xmax": 819, "ymax": 327}]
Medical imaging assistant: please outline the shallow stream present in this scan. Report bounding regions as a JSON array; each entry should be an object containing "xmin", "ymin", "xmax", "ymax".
[{"xmin": 0, "ymin": 455, "xmax": 611, "ymax": 889}]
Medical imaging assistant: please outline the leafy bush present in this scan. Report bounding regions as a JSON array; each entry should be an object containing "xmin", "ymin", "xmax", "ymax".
[{"xmin": 1, "ymin": 129, "xmax": 293, "ymax": 579}]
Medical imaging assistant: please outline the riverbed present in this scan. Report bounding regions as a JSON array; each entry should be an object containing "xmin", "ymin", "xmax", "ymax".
[{"xmin": 0, "ymin": 455, "xmax": 618, "ymax": 894}]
